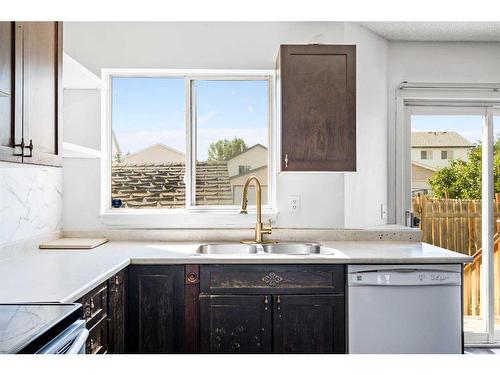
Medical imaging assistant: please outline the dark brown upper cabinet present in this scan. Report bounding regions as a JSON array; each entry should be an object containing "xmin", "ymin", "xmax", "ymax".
[
  {"xmin": 0, "ymin": 22, "xmax": 20, "ymax": 163},
  {"xmin": 278, "ymin": 44, "xmax": 356, "ymax": 172},
  {"xmin": 0, "ymin": 22, "xmax": 62, "ymax": 166}
]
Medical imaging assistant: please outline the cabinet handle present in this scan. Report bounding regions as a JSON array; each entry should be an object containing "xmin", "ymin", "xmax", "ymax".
[
  {"xmin": 84, "ymin": 298, "xmax": 95, "ymax": 319},
  {"xmin": 13, "ymin": 139, "xmax": 25, "ymax": 157},
  {"xmin": 277, "ymin": 295, "xmax": 281, "ymax": 310},
  {"xmin": 284, "ymin": 153, "xmax": 288, "ymax": 168},
  {"xmin": 264, "ymin": 295, "xmax": 269, "ymax": 310},
  {"xmin": 13, "ymin": 139, "xmax": 34, "ymax": 157},
  {"xmin": 25, "ymin": 139, "xmax": 33, "ymax": 157},
  {"xmin": 110, "ymin": 275, "xmax": 120, "ymax": 293}
]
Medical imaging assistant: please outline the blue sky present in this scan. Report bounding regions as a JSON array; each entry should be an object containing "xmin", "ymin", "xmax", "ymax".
[
  {"xmin": 411, "ymin": 115, "xmax": 484, "ymax": 144},
  {"xmin": 112, "ymin": 77, "xmax": 268, "ymax": 160},
  {"xmin": 112, "ymin": 81, "xmax": 499, "ymax": 157}
]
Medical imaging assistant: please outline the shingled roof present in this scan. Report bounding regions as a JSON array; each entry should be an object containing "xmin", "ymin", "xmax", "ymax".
[
  {"xmin": 411, "ymin": 131, "xmax": 474, "ymax": 148},
  {"xmin": 112, "ymin": 162, "xmax": 232, "ymax": 208}
]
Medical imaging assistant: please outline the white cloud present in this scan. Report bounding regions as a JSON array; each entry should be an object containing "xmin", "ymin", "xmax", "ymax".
[
  {"xmin": 247, "ymin": 106, "xmax": 254, "ymax": 114},
  {"xmin": 197, "ymin": 110, "xmax": 218, "ymax": 123}
]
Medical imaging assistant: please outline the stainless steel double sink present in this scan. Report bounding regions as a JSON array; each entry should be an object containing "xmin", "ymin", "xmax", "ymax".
[{"xmin": 195, "ymin": 242, "xmax": 335, "ymax": 255}]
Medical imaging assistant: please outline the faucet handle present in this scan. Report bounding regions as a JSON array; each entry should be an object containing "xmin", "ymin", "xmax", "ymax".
[{"xmin": 262, "ymin": 218, "xmax": 272, "ymax": 234}]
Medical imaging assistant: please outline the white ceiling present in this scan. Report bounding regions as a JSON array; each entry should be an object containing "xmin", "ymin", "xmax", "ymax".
[{"xmin": 359, "ymin": 22, "xmax": 500, "ymax": 42}]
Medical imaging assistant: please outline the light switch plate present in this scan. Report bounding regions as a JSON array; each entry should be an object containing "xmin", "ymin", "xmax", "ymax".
[
  {"xmin": 381, "ymin": 204, "xmax": 388, "ymax": 220},
  {"xmin": 289, "ymin": 195, "xmax": 300, "ymax": 213}
]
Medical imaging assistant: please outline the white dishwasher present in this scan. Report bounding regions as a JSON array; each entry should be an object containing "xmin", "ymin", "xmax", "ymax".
[{"xmin": 348, "ymin": 264, "xmax": 463, "ymax": 354}]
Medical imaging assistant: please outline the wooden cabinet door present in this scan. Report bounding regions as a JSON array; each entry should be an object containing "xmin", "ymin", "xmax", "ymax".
[
  {"xmin": 0, "ymin": 22, "xmax": 22, "ymax": 163},
  {"xmin": 21, "ymin": 21, "xmax": 62, "ymax": 166},
  {"xmin": 199, "ymin": 295, "xmax": 272, "ymax": 353},
  {"xmin": 108, "ymin": 269, "xmax": 127, "ymax": 354},
  {"xmin": 279, "ymin": 44, "xmax": 356, "ymax": 171},
  {"xmin": 273, "ymin": 294, "xmax": 345, "ymax": 353},
  {"xmin": 127, "ymin": 266, "xmax": 185, "ymax": 353}
]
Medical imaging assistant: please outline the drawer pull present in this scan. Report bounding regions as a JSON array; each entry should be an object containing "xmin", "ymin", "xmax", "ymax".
[
  {"xmin": 264, "ymin": 295, "xmax": 269, "ymax": 310},
  {"xmin": 277, "ymin": 295, "xmax": 281, "ymax": 310},
  {"xmin": 84, "ymin": 298, "xmax": 95, "ymax": 319},
  {"xmin": 110, "ymin": 275, "xmax": 120, "ymax": 293}
]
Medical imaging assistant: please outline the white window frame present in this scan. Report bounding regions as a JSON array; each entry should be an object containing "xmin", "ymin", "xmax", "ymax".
[
  {"xmin": 99, "ymin": 69, "xmax": 277, "ymax": 228},
  {"xmin": 389, "ymin": 84, "xmax": 500, "ymax": 344}
]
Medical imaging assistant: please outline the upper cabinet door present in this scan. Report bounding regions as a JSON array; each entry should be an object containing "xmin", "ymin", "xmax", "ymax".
[
  {"xmin": 278, "ymin": 44, "xmax": 356, "ymax": 171},
  {"xmin": 22, "ymin": 22, "xmax": 63, "ymax": 166},
  {"xmin": 0, "ymin": 22, "xmax": 22, "ymax": 163}
]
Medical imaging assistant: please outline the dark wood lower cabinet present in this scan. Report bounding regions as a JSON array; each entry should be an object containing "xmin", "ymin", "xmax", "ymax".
[
  {"xmin": 198, "ymin": 265, "xmax": 346, "ymax": 354},
  {"xmin": 127, "ymin": 265, "xmax": 185, "ymax": 353},
  {"xmin": 75, "ymin": 264, "xmax": 345, "ymax": 354},
  {"xmin": 273, "ymin": 294, "xmax": 345, "ymax": 353},
  {"xmin": 108, "ymin": 268, "xmax": 127, "ymax": 354},
  {"xmin": 76, "ymin": 281, "xmax": 109, "ymax": 354},
  {"xmin": 200, "ymin": 295, "xmax": 272, "ymax": 353},
  {"xmin": 87, "ymin": 315, "xmax": 108, "ymax": 354}
]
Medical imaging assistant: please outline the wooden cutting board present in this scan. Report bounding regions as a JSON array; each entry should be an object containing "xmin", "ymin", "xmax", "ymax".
[{"xmin": 39, "ymin": 238, "xmax": 108, "ymax": 249}]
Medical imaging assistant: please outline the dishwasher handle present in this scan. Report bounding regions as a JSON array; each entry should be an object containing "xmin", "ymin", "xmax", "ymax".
[{"xmin": 348, "ymin": 269, "xmax": 461, "ymax": 286}]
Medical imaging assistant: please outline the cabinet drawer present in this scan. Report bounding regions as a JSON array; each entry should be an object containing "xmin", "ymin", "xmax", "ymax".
[
  {"xmin": 200, "ymin": 265, "xmax": 345, "ymax": 294},
  {"xmin": 77, "ymin": 282, "xmax": 108, "ymax": 327},
  {"xmin": 86, "ymin": 315, "xmax": 108, "ymax": 354}
]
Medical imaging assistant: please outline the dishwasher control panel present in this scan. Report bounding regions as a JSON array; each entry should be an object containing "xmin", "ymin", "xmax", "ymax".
[{"xmin": 350, "ymin": 269, "xmax": 461, "ymax": 286}]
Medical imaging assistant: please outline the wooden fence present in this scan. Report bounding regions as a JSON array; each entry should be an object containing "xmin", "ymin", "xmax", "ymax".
[{"xmin": 412, "ymin": 194, "xmax": 500, "ymax": 316}]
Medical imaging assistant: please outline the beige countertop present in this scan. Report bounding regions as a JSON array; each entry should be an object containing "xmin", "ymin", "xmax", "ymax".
[{"xmin": 0, "ymin": 240, "xmax": 471, "ymax": 304}]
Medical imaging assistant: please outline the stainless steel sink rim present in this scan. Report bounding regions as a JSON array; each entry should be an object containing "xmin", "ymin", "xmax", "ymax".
[{"xmin": 194, "ymin": 242, "xmax": 336, "ymax": 256}]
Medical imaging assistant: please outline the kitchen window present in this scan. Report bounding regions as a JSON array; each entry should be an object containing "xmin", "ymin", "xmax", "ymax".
[{"xmin": 104, "ymin": 70, "xmax": 274, "ymax": 214}]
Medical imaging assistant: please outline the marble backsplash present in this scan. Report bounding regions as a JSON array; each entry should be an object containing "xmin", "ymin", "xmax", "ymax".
[{"xmin": 0, "ymin": 162, "xmax": 62, "ymax": 248}]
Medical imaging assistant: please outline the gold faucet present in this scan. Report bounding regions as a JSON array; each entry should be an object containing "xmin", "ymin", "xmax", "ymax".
[{"xmin": 240, "ymin": 176, "xmax": 272, "ymax": 243}]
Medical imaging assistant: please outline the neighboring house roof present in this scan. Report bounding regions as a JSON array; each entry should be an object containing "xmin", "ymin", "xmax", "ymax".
[
  {"xmin": 226, "ymin": 143, "xmax": 268, "ymax": 161},
  {"xmin": 411, "ymin": 161, "xmax": 437, "ymax": 172},
  {"xmin": 120, "ymin": 143, "xmax": 186, "ymax": 165},
  {"xmin": 112, "ymin": 162, "xmax": 232, "ymax": 208},
  {"xmin": 411, "ymin": 131, "xmax": 474, "ymax": 148},
  {"xmin": 229, "ymin": 165, "xmax": 268, "ymax": 181}
]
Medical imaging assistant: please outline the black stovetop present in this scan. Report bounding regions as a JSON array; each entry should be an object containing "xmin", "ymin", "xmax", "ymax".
[{"xmin": 0, "ymin": 303, "xmax": 82, "ymax": 354}]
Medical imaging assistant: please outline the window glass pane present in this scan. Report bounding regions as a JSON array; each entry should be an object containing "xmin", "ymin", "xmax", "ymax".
[
  {"xmin": 194, "ymin": 80, "xmax": 269, "ymax": 206},
  {"xmin": 111, "ymin": 77, "xmax": 186, "ymax": 209},
  {"xmin": 410, "ymin": 114, "xmax": 485, "ymax": 334}
]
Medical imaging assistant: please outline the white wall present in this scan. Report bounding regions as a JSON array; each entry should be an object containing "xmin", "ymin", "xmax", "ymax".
[
  {"xmin": 63, "ymin": 21, "xmax": 389, "ymax": 230},
  {"xmin": 0, "ymin": 162, "xmax": 62, "ymax": 247},
  {"xmin": 387, "ymin": 41, "xmax": 500, "ymax": 222},
  {"xmin": 64, "ymin": 22, "xmax": 345, "ymax": 75},
  {"xmin": 343, "ymin": 23, "xmax": 388, "ymax": 228}
]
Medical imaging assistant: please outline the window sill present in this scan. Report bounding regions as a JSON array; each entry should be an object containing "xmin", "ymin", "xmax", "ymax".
[{"xmin": 99, "ymin": 209, "xmax": 278, "ymax": 229}]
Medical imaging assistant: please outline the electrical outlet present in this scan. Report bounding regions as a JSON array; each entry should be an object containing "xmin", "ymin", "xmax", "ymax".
[
  {"xmin": 381, "ymin": 204, "xmax": 388, "ymax": 220},
  {"xmin": 289, "ymin": 195, "xmax": 300, "ymax": 213}
]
